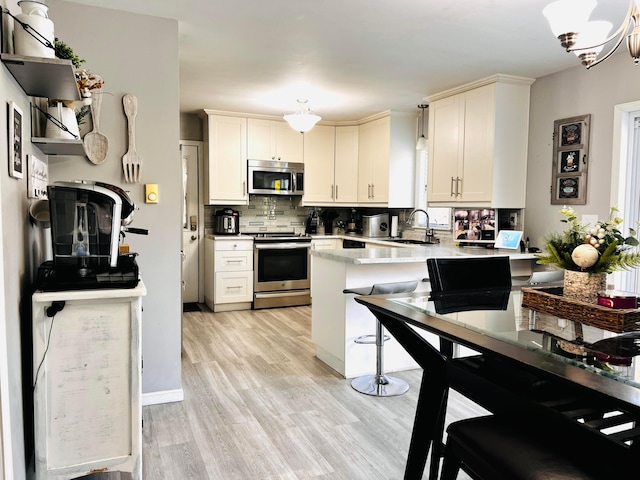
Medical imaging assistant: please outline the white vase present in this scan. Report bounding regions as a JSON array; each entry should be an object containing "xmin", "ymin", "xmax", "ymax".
[
  {"xmin": 45, "ymin": 102, "xmax": 80, "ymax": 140},
  {"xmin": 14, "ymin": 1, "xmax": 55, "ymax": 59},
  {"xmin": 563, "ymin": 270, "xmax": 606, "ymax": 304}
]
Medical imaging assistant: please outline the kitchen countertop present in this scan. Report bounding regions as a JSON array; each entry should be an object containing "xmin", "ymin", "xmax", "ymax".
[{"xmin": 310, "ymin": 241, "xmax": 537, "ymax": 265}]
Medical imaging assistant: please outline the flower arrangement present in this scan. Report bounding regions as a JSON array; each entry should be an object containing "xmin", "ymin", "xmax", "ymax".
[{"xmin": 536, "ymin": 206, "xmax": 640, "ymax": 274}]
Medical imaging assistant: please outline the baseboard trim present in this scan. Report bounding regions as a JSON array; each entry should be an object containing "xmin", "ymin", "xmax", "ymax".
[{"xmin": 142, "ymin": 388, "xmax": 184, "ymax": 406}]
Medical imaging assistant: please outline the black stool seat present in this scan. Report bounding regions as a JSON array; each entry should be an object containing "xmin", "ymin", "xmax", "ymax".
[{"xmin": 441, "ymin": 416, "xmax": 608, "ymax": 480}]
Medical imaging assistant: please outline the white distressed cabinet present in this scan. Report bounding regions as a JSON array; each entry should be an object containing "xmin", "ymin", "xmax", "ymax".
[
  {"xmin": 247, "ymin": 118, "xmax": 304, "ymax": 163},
  {"xmin": 427, "ymin": 74, "xmax": 534, "ymax": 208},
  {"xmin": 202, "ymin": 113, "xmax": 248, "ymax": 205},
  {"xmin": 205, "ymin": 236, "xmax": 253, "ymax": 311},
  {"xmin": 32, "ymin": 282, "xmax": 146, "ymax": 480}
]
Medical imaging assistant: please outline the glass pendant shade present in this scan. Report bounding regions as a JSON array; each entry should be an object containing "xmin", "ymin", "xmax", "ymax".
[
  {"xmin": 284, "ymin": 100, "xmax": 321, "ymax": 133},
  {"xmin": 573, "ymin": 20, "xmax": 613, "ymax": 57},
  {"xmin": 416, "ymin": 135, "xmax": 428, "ymax": 151},
  {"xmin": 543, "ymin": 0, "xmax": 596, "ymax": 37}
]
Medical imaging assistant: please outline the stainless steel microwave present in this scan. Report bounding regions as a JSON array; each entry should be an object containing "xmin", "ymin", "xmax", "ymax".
[{"xmin": 247, "ymin": 159, "xmax": 304, "ymax": 196}]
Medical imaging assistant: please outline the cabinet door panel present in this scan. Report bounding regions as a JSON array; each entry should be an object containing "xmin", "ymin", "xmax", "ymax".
[
  {"xmin": 247, "ymin": 118, "xmax": 276, "ymax": 160},
  {"xmin": 334, "ymin": 126, "xmax": 359, "ymax": 203},
  {"xmin": 460, "ymin": 85, "xmax": 495, "ymax": 202},
  {"xmin": 371, "ymin": 117, "xmax": 390, "ymax": 203},
  {"xmin": 276, "ymin": 122, "xmax": 304, "ymax": 163},
  {"xmin": 207, "ymin": 115, "xmax": 247, "ymax": 203},
  {"xmin": 303, "ymin": 125, "xmax": 335, "ymax": 203},
  {"xmin": 428, "ymin": 96, "xmax": 461, "ymax": 202}
]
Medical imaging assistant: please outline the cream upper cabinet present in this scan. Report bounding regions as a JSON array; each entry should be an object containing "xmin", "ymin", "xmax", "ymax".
[
  {"xmin": 334, "ymin": 126, "xmax": 359, "ymax": 204},
  {"xmin": 358, "ymin": 114, "xmax": 415, "ymax": 207},
  {"xmin": 202, "ymin": 113, "xmax": 247, "ymax": 205},
  {"xmin": 247, "ymin": 118, "xmax": 304, "ymax": 163},
  {"xmin": 427, "ymin": 74, "xmax": 534, "ymax": 208},
  {"xmin": 303, "ymin": 124, "xmax": 336, "ymax": 203},
  {"xmin": 303, "ymin": 125, "xmax": 359, "ymax": 205}
]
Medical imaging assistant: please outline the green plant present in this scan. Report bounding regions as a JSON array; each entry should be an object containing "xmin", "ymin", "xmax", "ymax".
[
  {"xmin": 53, "ymin": 38, "xmax": 85, "ymax": 69},
  {"xmin": 536, "ymin": 206, "xmax": 640, "ymax": 274}
]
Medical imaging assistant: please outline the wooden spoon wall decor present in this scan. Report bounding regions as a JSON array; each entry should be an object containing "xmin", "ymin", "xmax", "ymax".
[{"xmin": 83, "ymin": 89, "xmax": 109, "ymax": 164}]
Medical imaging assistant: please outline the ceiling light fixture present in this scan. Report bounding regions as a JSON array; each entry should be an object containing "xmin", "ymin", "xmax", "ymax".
[
  {"xmin": 283, "ymin": 99, "xmax": 321, "ymax": 133},
  {"xmin": 416, "ymin": 104, "xmax": 428, "ymax": 151},
  {"xmin": 543, "ymin": 0, "xmax": 640, "ymax": 69}
]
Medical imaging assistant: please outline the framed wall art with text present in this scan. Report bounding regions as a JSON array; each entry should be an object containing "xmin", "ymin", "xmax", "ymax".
[{"xmin": 551, "ymin": 114, "xmax": 590, "ymax": 205}]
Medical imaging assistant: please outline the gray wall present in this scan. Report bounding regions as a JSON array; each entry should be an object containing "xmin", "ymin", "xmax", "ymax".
[
  {"xmin": 0, "ymin": 0, "xmax": 38, "ymax": 472},
  {"xmin": 47, "ymin": 2, "xmax": 183, "ymax": 401},
  {"xmin": 180, "ymin": 113, "xmax": 203, "ymax": 141},
  {"xmin": 525, "ymin": 52, "xmax": 640, "ymax": 249}
]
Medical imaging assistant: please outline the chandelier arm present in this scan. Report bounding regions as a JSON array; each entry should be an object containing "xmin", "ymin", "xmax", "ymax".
[
  {"xmin": 568, "ymin": 11, "xmax": 634, "ymax": 53},
  {"xmin": 585, "ymin": 24, "xmax": 631, "ymax": 68}
]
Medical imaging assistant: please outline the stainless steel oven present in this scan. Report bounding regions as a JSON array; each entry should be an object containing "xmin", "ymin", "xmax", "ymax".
[{"xmin": 253, "ymin": 233, "xmax": 311, "ymax": 309}]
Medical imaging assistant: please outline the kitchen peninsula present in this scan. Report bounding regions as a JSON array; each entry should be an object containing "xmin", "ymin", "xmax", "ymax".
[{"xmin": 310, "ymin": 243, "xmax": 538, "ymax": 377}]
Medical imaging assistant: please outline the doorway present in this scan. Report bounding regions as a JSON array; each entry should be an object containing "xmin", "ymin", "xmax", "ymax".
[{"xmin": 180, "ymin": 141, "xmax": 204, "ymax": 304}]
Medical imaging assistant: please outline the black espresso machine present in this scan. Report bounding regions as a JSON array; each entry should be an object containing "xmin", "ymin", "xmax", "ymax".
[{"xmin": 36, "ymin": 181, "xmax": 148, "ymax": 291}]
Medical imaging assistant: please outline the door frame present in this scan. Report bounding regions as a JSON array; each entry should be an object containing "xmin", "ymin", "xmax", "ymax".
[{"xmin": 180, "ymin": 140, "xmax": 205, "ymax": 303}]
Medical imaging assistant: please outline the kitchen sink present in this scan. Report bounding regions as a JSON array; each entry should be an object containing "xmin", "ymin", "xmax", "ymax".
[{"xmin": 389, "ymin": 239, "xmax": 439, "ymax": 245}]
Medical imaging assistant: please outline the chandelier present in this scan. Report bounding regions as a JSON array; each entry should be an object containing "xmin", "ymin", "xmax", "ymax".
[
  {"xmin": 283, "ymin": 99, "xmax": 321, "ymax": 133},
  {"xmin": 543, "ymin": 0, "xmax": 640, "ymax": 69}
]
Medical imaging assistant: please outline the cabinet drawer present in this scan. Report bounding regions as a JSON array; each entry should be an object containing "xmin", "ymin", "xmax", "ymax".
[
  {"xmin": 214, "ymin": 250, "xmax": 253, "ymax": 271},
  {"xmin": 214, "ymin": 239, "xmax": 253, "ymax": 251},
  {"xmin": 214, "ymin": 271, "xmax": 253, "ymax": 303}
]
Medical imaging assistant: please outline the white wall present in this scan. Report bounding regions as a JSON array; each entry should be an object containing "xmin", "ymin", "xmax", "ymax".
[{"xmin": 525, "ymin": 52, "xmax": 640, "ymax": 249}]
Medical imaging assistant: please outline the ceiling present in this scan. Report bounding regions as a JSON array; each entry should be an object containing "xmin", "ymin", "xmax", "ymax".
[{"xmin": 64, "ymin": 0, "xmax": 630, "ymax": 122}]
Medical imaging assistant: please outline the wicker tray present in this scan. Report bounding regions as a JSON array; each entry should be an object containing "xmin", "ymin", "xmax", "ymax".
[{"xmin": 521, "ymin": 287, "xmax": 640, "ymax": 333}]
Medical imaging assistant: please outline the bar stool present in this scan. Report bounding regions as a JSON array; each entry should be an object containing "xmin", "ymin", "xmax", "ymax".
[{"xmin": 343, "ymin": 280, "xmax": 418, "ymax": 396}]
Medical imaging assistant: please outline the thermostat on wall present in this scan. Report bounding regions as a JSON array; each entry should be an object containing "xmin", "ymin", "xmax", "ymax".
[{"xmin": 145, "ymin": 184, "xmax": 158, "ymax": 203}]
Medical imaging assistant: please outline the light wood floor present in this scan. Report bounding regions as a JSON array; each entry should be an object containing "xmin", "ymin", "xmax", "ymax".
[{"xmin": 137, "ymin": 305, "xmax": 485, "ymax": 479}]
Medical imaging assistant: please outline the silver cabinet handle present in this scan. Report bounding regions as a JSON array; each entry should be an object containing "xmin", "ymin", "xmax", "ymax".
[
  {"xmin": 451, "ymin": 177, "xmax": 455, "ymax": 197},
  {"xmin": 335, "ymin": 184, "xmax": 338, "ymax": 200},
  {"xmin": 456, "ymin": 177, "xmax": 462, "ymax": 197},
  {"xmin": 371, "ymin": 184, "xmax": 374, "ymax": 199},
  {"xmin": 243, "ymin": 181, "xmax": 246, "ymax": 196},
  {"xmin": 331, "ymin": 184, "xmax": 334, "ymax": 199}
]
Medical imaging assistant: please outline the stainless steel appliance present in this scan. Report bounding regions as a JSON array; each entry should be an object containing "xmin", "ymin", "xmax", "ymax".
[
  {"xmin": 247, "ymin": 159, "xmax": 304, "ymax": 196},
  {"xmin": 253, "ymin": 233, "xmax": 311, "ymax": 309},
  {"xmin": 362, "ymin": 213, "xmax": 390, "ymax": 238},
  {"xmin": 36, "ymin": 180, "xmax": 148, "ymax": 291},
  {"xmin": 213, "ymin": 208, "xmax": 240, "ymax": 235}
]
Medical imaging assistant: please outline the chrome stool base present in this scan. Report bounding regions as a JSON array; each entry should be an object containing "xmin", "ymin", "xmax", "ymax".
[{"xmin": 351, "ymin": 373, "xmax": 410, "ymax": 397}]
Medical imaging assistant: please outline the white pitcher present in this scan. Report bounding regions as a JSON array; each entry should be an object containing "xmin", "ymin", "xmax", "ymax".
[
  {"xmin": 14, "ymin": 1, "xmax": 55, "ymax": 58},
  {"xmin": 45, "ymin": 102, "xmax": 79, "ymax": 140}
]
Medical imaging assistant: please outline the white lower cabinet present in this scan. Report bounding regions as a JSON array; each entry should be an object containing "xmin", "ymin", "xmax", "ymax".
[
  {"xmin": 32, "ymin": 282, "xmax": 147, "ymax": 480},
  {"xmin": 205, "ymin": 236, "xmax": 254, "ymax": 311}
]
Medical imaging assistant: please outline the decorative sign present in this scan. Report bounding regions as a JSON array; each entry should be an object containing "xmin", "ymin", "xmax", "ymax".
[
  {"xmin": 8, "ymin": 101, "xmax": 23, "ymax": 179},
  {"xmin": 551, "ymin": 114, "xmax": 590, "ymax": 205},
  {"xmin": 27, "ymin": 154, "xmax": 48, "ymax": 199}
]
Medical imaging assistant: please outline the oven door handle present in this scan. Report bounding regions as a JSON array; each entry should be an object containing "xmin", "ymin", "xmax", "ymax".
[{"xmin": 254, "ymin": 243, "xmax": 311, "ymax": 250}]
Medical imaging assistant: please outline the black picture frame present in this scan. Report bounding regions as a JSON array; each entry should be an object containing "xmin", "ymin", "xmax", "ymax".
[
  {"xmin": 8, "ymin": 101, "xmax": 23, "ymax": 179},
  {"xmin": 551, "ymin": 114, "xmax": 590, "ymax": 205}
]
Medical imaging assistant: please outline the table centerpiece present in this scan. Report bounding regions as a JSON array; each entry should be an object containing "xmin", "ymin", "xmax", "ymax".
[{"xmin": 536, "ymin": 206, "xmax": 640, "ymax": 304}]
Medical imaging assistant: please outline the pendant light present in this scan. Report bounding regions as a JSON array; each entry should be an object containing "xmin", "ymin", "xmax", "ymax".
[
  {"xmin": 416, "ymin": 104, "xmax": 428, "ymax": 151},
  {"xmin": 283, "ymin": 99, "xmax": 321, "ymax": 133}
]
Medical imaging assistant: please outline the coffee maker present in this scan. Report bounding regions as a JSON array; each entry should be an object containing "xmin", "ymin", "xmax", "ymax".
[{"xmin": 36, "ymin": 181, "xmax": 148, "ymax": 291}]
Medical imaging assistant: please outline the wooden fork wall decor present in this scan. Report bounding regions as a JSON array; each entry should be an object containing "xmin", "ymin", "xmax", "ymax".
[{"xmin": 122, "ymin": 94, "xmax": 142, "ymax": 183}]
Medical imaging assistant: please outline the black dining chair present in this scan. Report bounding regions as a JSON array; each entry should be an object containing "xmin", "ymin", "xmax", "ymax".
[{"xmin": 356, "ymin": 256, "xmax": 621, "ymax": 480}]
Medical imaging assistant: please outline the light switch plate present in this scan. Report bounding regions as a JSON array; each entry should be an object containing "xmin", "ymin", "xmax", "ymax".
[{"xmin": 145, "ymin": 183, "xmax": 158, "ymax": 203}]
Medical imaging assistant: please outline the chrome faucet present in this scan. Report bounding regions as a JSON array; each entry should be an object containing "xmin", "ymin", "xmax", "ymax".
[{"xmin": 406, "ymin": 209, "xmax": 439, "ymax": 244}]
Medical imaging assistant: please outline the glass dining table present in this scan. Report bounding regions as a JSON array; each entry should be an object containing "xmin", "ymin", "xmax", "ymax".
[{"xmin": 355, "ymin": 289, "xmax": 640, "ymax": 480}]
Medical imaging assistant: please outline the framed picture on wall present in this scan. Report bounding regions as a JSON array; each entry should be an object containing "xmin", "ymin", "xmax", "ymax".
[
  {"xmin": 8, "ymin": 101, "xmax": 24, "ymax": 179},
  {"xmin": 551, "ymin": 114, "xmax": 590, "ymax": 205}
]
